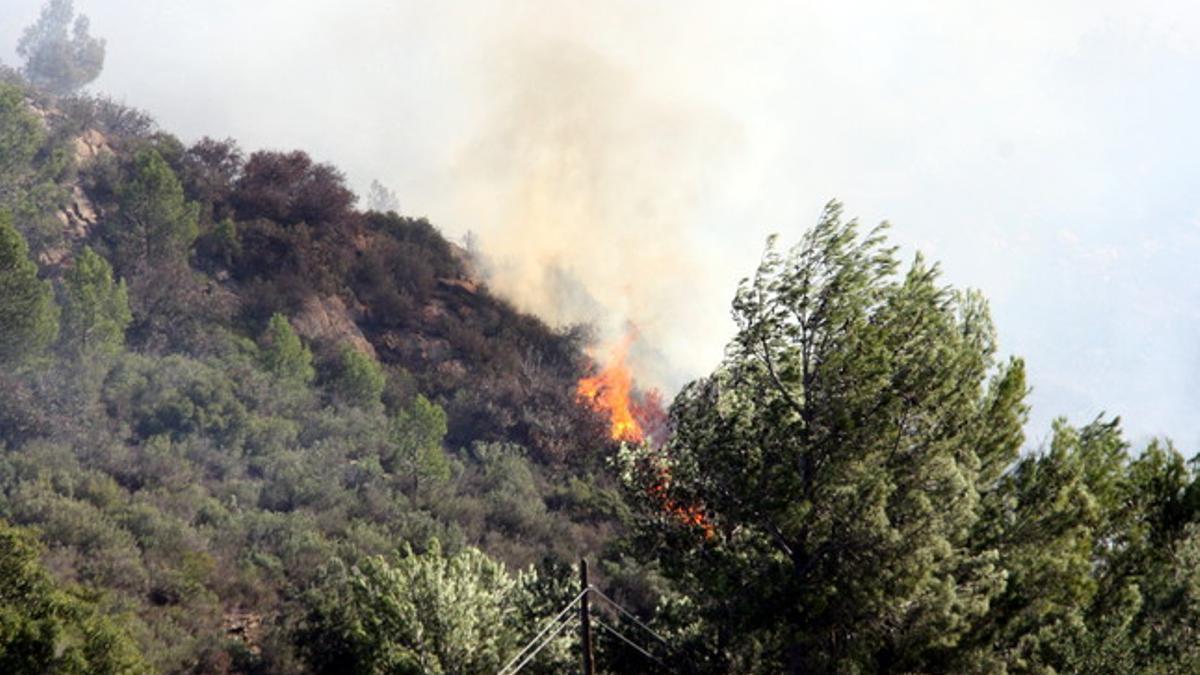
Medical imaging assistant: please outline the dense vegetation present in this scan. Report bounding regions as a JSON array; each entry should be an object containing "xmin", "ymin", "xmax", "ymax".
[
  {"xmin": 5, "ymin": 4, "xmax": 1200, "ymax": 673},
  {"xmin": 0, "ymin": 7, "xmax": 629, "ymax": 670},
  {"xmin": 617, "ymin": 211, "xmax": 1200, "ymax": 673}
]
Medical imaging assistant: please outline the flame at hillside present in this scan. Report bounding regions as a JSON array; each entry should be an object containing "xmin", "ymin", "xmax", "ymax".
[
  {"xmin": 576, "ymin": 334, "xmax": 645, "ymax": 443},
  {"xmin": 577, "ymin": 333, "xmax": 712, "ymax": 539}
]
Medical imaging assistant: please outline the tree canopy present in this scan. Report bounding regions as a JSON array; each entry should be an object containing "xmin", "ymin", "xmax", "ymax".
[
  {"xmin": 17, "ymin": 0, "xmax": 106, "ymax": 96},
  {"xmin": 259, "ymin": 312, "xmax": 315, "ymax": 383},
  {"xmin": 618, "ymin": 202, "xmax": 1027, "ymax": 671},
  {"xmin": 0, "ymin": 520, "xmax": 146, "ymax": 674},
  {"xmin": 0, "ymin": 211, "xmax": 58, "ymax": 365},
  {"xmin": 618, "ymin": 203, "xmax": 1200, "ymax": 674},
  {"xmin": 297, "ymin": 542, "xmax": 535, "ymax": 675},
  {"xmin": 106, "ymin": 148, "xmax": 199, "ymax": 273},
  {"xmin": 0, "ymin": 85, "xmax": 44, "ymax": 202},
  {"xmin": 333, "ymin": 345, "xmax": 387, "ymax": 408},
  {"xmin": 58, "ymin": 246, "xmax": 131, "ymax": 360}
]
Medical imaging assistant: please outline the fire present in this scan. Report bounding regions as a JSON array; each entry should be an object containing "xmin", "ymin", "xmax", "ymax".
[
  {"xmin": 643, "ymin": 455, "xmax": 716, "ymax": 541},
  {"xmin": 576, "ymin": 334, "xmax": 644, "ymax": 443},
  {"xmin": 576, "ymin": 332, "xmax": 714, "ymax": 540}
]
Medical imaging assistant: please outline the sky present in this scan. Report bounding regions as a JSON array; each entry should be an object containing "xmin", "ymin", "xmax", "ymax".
[{"xmin": 3, "ymin": 0, "xmax": 1200, "ymax": 450}]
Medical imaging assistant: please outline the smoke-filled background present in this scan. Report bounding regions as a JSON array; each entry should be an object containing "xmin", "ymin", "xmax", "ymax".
[
  {"xmin": 3, "ymin": 0, "xmax": 1200, "ymax": 449},
  {"xmin": 451, "ymin": 38, "xmax": 741, "ymax": 388}
]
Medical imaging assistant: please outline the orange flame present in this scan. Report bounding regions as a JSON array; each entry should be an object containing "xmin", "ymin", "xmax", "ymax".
[
  {"xmin": 576, "ymin": 334, "xmax": 644, "ymax": 443},
  {"xmin": 645, "ymin": 459, "xmax": 715, "ymax": 540},
  {"xmin": 576, "ymin": 332, "xmax": 714, "ymax": 540}
]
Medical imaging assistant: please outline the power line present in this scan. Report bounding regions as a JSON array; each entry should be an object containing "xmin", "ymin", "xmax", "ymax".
[
  {"xmin": 500, "ymin": 612, "xmax": 579, "ymax": 675},
  {"xmin": 500, "ymin": 563, "xmax": 693, "ymax": 675},
  {"xmin": 592, "ymin": 616, "xmax": 669, "ymax": 670},
  {"xmin": 590, "ymin": 585, "xmax": 709, "ymax": 674},
  {"xmin": 588, "ymin": 586, "xmax": 674, "ymax": 649},
  {"xmin": 498, "ymin": 588, "xmax": 587, "ymax": 675}
]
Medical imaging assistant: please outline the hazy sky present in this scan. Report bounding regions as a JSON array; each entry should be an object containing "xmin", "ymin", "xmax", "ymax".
[{"xmin": 3, "ymin": 0, "xmax": 1199, "ymax": 450}]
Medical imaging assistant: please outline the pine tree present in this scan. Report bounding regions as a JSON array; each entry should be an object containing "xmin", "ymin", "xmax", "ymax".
[
  {"xmin": 259, "ymin": 312, "xmax": 315, "ymax": 383},
  {"xmin": 0, "ymin": 211, "xmax": 57, "ymax": 365},
  {"xmin": 58, "ymin": 246, "xmax": 131, "ymax": 360},
  {"xmin": 0, "ymin": 84, "xmax": 44, "ymax": 202},
  {"xmin": 1135, "ymin": 521, "xmax": 1200, "ymax": 671},
  {"xmin": 332, "ymin": 345, "xmax": 385, "ymax": 408},
  {"xmin": 620, "ymin": 202, "xmax": 1028, "ymax": 672},
  {"xmin": 366, "ymin": 179, "xmax": 400, "ymax": 213},
  {"xmin": 387, "ymin": 394, "xmax": 450, "ymax": 493},
  {"xmin": 16, "ymin": 0, "xmax": 106, "ymax": 96},
  {"xmin": 106, "ymin": 148, "xmax": 198, "ymax": 274}
]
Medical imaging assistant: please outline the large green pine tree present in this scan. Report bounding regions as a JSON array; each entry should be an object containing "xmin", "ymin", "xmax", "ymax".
[
  {"xmin": 58, "ymin": 246, "xmax": 131, "ymax": 360},
  {"xmin": 621, "ymin": 202, "xmax": 1029, "ymax": 673},
  {"xmin": 332, "ymin": 345, "xmax": 386, "ymax": 408},
  {"xmin": 259, "ymin": 312, "xmax": 315, "ymax": 383},
  {"xmin": 107, "ymin": 148, "xmax": 198, "ymax": 273},
  {"xmin": 0, "ymin": 211, "xmax": 58, "ymax": 365}
]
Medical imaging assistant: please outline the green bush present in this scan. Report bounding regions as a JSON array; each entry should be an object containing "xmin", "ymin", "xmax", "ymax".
[
  {"xmin": 331, "ymin": 345, "xmax": 385, "ymax": 409},
  {"xmin": 0, "ymin": 519, "xmax": 147, "ymax": 674}
]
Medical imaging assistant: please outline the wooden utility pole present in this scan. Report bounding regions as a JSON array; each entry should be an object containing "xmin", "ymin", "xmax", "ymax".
[{"xmin": 580, "ymin": 559, "xmax": 596, "ymax": 675}]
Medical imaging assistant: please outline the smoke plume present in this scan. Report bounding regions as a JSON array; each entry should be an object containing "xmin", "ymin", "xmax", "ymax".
[{"xmin": 451, "ymin": 36, "xmax": 740, "ymax": 391}]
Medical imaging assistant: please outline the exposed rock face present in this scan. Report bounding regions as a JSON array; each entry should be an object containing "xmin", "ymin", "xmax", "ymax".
[
  {"xmin": 40, "ymin": 129, "xmax": 110, "ymax": 266},
  {"xmin": 43, "ymin": 186, "xmax": 102, "ymax": 267},
  {"xmin": 36, "ymin": 243, "xmax": 69, "ymax": 267},
  {"xmin": 72, "ymin": 128, "xmax": 110, "ymax": 164},
  {"xmin": 56, "ymin": 184, "xmax": 99, "ymax": 235},
  {"xmin": 378, "ymin": 330, "xmax": 453, "ymax": 365},
  {"xmin": 292, "ymin": 294, "xmax": 377, "ymax": 358}
]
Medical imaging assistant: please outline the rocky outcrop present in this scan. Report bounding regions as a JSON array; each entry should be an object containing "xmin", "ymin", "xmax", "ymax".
[
  {"xmin": 40, "ymin": 129, "xmax": 110, "ymax": 266},
  {"xmin": 292, "ymin": 294, "xmax": 377, "ymax": 358},
  {"xmin": 41, "ymin": 183, "xmax": 102, "ymax": 267},
  {"xmin": 71, "ymin": 128, "xmax": 110, "ymax": 164},
  {"xmin": 56, "ymin": 184, "xmax": 100, "ymax": 235},
  {"xmin": 62, "ymin": 129, "xmax": 110, "ymax": 231}
]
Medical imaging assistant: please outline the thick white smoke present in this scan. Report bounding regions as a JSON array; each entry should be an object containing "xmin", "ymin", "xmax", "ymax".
[{"xmin": 450, "ymin": 37, "xmax": 741, "ymax": 391}]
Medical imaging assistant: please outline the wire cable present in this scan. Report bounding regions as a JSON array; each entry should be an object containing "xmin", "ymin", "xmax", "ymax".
[
  {"xmin": 498, "ymin": 589, "xmax": 587, "ymax": 675},
  {"xmin": 593, "ymin": 617, "xmax": 668, "ymax": 670},
  {"xmin": 500, "ymin": 612, "xmax": 579, "ymax": 675},
  {"xmin": 587, "ymin": 586, "xmax": 674, "ymax": 648},
  {"xmin": 499, "ymin": 610, "xmax": 578, "ymax": 675}
]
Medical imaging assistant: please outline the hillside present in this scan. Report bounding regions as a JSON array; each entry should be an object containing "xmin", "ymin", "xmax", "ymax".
[
  {"xmin": 9, "ymin": 6, "xmax": 1200, "ymax": 673},
  {"xmin": 0, "ymin": 73, "xmax": 656, "ymax": 673}
]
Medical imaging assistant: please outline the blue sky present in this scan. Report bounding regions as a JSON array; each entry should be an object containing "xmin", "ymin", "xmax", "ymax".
[{"xmin": 3, "ymin": 0, "xmax": 1199, "ymax": 450}]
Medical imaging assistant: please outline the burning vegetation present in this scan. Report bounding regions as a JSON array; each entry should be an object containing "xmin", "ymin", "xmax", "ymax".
[
  {"xmin": 575, "ymin": 331, "xmax": 670, "ymax": 446},
  {"xmin": 576, "ymin": 333, "xmax": 713, "ymax": 539},
  {"xmin": 575, "ymin": 333, "xmax": 648, "ymax": 443}
]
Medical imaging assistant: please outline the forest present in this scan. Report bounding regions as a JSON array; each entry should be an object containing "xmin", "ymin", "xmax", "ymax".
[{"xmin": 3, "ymin": 2, "xmax": 1200, "ymax": 674}]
